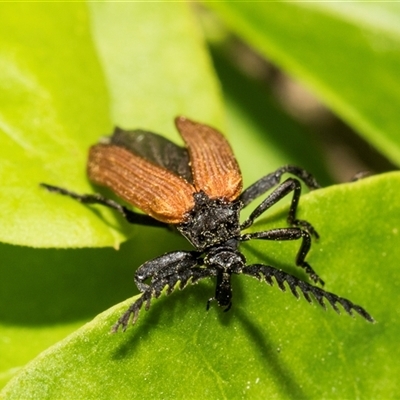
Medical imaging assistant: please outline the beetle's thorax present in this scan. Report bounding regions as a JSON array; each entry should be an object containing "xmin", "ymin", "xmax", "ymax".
[
  {"xmin": 177, "ymin": 191, "xmax": 242, "ymax": 251},
  {"xmin": 205, "ymin": 242, "xmax": 245, "ymax": 271}
]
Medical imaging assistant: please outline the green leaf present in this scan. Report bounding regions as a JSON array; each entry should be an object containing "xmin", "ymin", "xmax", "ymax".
[
  {"xmin": 88, "ymin": 2, "xmax": 223, "ymax": 135},
  {"xmin": 2, "ymin": 2, "xmax": 398, "ymax": 398},
  {"xmin": 0, "ymin": 2, "xmax": 222, "ymax": 248},
  {"xmin": 207, "ymin": 2, "xmax": 400, "ymax": 165},
  {"xmin": 0, "ymin": 3, "xmax": 115, "ymax": 248},
  {"xmin": 2, "ymin": 173, "xmax": 399, "ymax": 398},
  {"xmin": 0, "ymin": 1, "xmax": 222, "ymax": 390},
  {"xmin": 0, "ymin": 228, "xmax": 188, "ymax": 389},
  {"xmin": 0, "ymin": 322, "xmax": 83, "ymax": 389}
]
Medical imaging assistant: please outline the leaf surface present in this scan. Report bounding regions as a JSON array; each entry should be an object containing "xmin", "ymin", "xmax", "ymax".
[
  {"xmin": 0, "ymin": 2, "xmax": 221, "ymax": 248},
  {"xmin": 3, "ymin": 173, "xmax": 399, "ymax": 399}
]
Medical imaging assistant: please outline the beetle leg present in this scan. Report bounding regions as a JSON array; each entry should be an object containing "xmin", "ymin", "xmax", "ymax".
[
  {"xmin": 40, "ymin": 183, "xmax": 167, "ymax": 228},
  {"xmin": 111, "ymin": 265, "xmax": 219, "ymax": 333},
  {"xmin": 241, "ymin": 227, "xmax": 323, "ymax": 285},
  {"xmin": 242, "ymin": 264, "xmax": 374, "ymax": 323},
  {"xmin": 239, "ymin": 165, "xmax": 320, "ymax": 208},
  {"xmin": 206, "ymin": 270, "xmax": 233, "ymax": 312},
  {"xmin": 241, "ymin": 178, "xmax": 318, "ymax": 238},
  {"xmin": 134, "ymin": 251, "xmax": 201, "ymax": 292}
]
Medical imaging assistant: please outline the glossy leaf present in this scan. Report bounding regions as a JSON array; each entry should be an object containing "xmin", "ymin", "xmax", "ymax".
[
  {"xmin": 0, "ymin": 3, "xmax": 116, "ymax": 248},
  {"xmin": 2, "ymin": 173, "xmax": 400, "ymax": 398},
  {"xmin": 0, "ymin": 1, "xmax": 222, "ymax": 389},
  {"xmin": 1, "ymin": 2, "xmax": 398, "ymax": 398},
  {"xmin": 88, "ymin": 2, "xmax": 223, "ymax": 135},
  {"xmin": 0, "ymin": 228, "xmax": 188, "ymax": 388},
  {"xmin": 0, "ymin": 2, "xmax": 221, "ymax": 248},
  {"xmin": 207, "ymin": 2, "xmax": 400, "ymax": 165}
]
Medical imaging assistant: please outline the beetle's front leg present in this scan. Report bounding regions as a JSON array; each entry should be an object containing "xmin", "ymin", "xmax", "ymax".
[
  {"xmin": 206, "ymin": 270, "xmax": 233, "ymax": 312},
  {"xmin": 242, "ymin": 264, "xmax": 374, "ymax": 323},
  {"xmin": 112, "ymin": 265, "xmax": 219, "ymax": 333},
  {"xmin": 135, "ymin": 251, "xmax": 201, "ymax": 292}
]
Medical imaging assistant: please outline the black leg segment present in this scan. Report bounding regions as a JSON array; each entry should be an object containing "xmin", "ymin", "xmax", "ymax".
[
  {"xmin": 134, "ymin": 251, "xmax": 201, "ymax": 292},
  {"xmin": 242, "ymin": 264, "xmax": 374, "ymax": 322},
  {"xmin": 40, "ymin": 183, "xmax": 167, "ymax": 228},
  {"xmin": 112, "ymin": 265, "xmax": 219, "ymax": 332},
  {"xmin": 241, "ymin": 228, "xmax": 323, "ymax": 285},
  {"xmin": 207, "ymin": 270, "xmax": 233, "ymax": 311},
  {"xmin": 239, "ymin": 165, "xmax": 321, "ymax": 208},
  {"xmin": 241, "ymin": 178, "xmax": 319, "ymax": 237}
]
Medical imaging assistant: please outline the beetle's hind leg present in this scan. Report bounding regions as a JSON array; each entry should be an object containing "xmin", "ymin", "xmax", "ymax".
[
  {"xmin": 239, "ymin": 175, "xmax": 322, "ymax": 284},
  {"xmin": 241, "ymin": 177, "xmax": 318, "ymax": 238},
  {"xmin": 40, "ymin": 183, "xmax": 166, "ymax": 228},
  {"xmin": 239, "ymin": 165, "xmax": 320, "ymax": 208},
  {"xmin": 242, "ymin": 227, "xmax": 324, "ymax": 285}
]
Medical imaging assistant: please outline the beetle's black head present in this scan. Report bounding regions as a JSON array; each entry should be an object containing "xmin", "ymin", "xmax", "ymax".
[{"xmin": 177, "ymin": 191, "xmax": 242, "ymax": 251}]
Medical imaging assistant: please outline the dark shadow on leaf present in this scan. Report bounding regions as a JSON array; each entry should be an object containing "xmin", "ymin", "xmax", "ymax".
[
  {"xmin": 109, "ymin": 277, "xmax": 308, "ymax": 398},
  {"xmin": 110, "ymin": 275, "xmax": 246, "ymax": 359},
  {"xmin": 236, "ymin": 308, "xmax": 308, "ymax": 399},
  {"xmin": 241, "ymin": 240, "xmax": 317, "ymax": 283},
  {"xmin": 110, "ymin": 281, "xmax": 215, "ymax": 359},
  {"xmin": 0, "ymin": 229, "xmax": 188, "ymax": 325}
]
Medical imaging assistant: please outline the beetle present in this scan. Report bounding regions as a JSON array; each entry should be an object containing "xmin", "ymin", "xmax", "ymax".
[{"xmin": 41, "ymin": 116, "xmax": 374, "ymax": 332}]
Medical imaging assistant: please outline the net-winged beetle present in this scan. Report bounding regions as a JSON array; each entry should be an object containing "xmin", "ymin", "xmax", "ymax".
[{"xmin": 41, "ymin": 116, "xmax": 374, "ymax": 332}]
